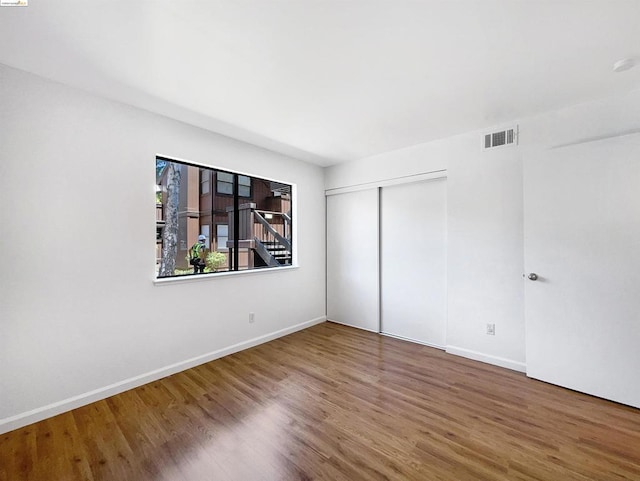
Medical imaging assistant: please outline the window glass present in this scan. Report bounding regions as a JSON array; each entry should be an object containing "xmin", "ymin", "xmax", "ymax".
[
  {"xmin": 216, "ymin": 224, "xmax": 228, "ymax": 251},
  {"xmin": 200, "ymin": 225, "xmax": 210, "ymax": 249},
  {"xmin": 156, "ymin": 157, "xmax": 293, "ymax": 278},
  {"xmin": 239, "ymin": 175, "xmax": 251, "ymax": 198},
  {"xmin": 216, "ymin": 172, "xmax": 251, "ymax": 197},
  {"xmin": 239, "ymin": 185, "xmax": 251, "ymax": 197},
  {"xmin": 200, "ymin": 170, "xmax": 210, "ymax": 194},
  {"xmin": 217, "ymin": 172, "xmax": 233, "ymax": 195}
]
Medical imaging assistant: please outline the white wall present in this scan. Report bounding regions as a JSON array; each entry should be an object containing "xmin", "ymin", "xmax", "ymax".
[
  {"xmin": 326, "ymin": 87, "xmax": 640, "ymax": 373},
  {"xmin": 0, "ymin": 64, "xmax": 326, "ymax": 433},
  {"xmin": 446, "ymin": 137, "xmax": 525, "ymax": 370}
]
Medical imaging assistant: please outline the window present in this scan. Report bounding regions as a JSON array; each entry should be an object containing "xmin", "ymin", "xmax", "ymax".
[
  {"xmin": 216, "ymin": 224, "xmax": 228, "ymax": 251},
  {"xmin": 200, "ymin": 170, "xmax": 210, "ymax": 194},
  {"xmin": 217, "ymin": 172, "xmax": 233, "ymax": 195},
  {"xmin": 156, "ymin": 156, "xmax": 293, "ymax": 278},
  {"xmin": 217, "ymin": 172, "xmax": 251, "ymax": 197},
  {"xmin": 200, "ymin": 225, "xmax": 210, "ymax": 249},
  {"xmin": 238, "ymin": 175, "xmax": 251, "ymax": 197}
]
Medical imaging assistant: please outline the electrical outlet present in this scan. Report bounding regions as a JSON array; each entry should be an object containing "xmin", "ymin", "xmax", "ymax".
[
  {"xmin": 486, "ymin": 323, "xmax": 495, "ymax": 335},
  {"xmin": 249, "ymin": 312, "xmax": 255, "ymax": 324}
]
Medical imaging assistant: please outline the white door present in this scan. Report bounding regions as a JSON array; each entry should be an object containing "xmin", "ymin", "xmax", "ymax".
[
  {"xmin": 326, "ymin": 189, "xmax": 379, "ymax": 332},
  {"xmin": 381, "ymin": 178, "xmax": 447, "ymax": 347},
  {"xmin": 524, "ymin": 134, "xmax": 640, "ymax": 408}
]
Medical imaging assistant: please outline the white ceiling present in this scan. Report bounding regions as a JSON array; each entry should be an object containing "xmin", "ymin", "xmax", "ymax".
[{"xmin": 1, "ymin": 1, "xmax": 639, "ymax": 166}]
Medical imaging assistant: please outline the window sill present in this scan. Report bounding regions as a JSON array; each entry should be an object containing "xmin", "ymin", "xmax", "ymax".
[{"xmin": 153, "ymin": 264, "xmax": 299, "ymax": 285}]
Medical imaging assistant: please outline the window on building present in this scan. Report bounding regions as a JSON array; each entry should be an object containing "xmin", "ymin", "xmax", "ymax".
[
  {"xmin": 217, "ymin": 172, "xmax": 251, "ymax": 197},
  {"xmin": 238, "ymin": 175, "xmax": 251, "ymax": 197},
  {"xmin": 200, "ymin": 225, "xmax": 210, "ymax": 249},
  {"xmin": 217, "ymin": 172, "xmax": 233, "ymax": 195},
  {"xmin": 216, "ymin": 224, "xmax": 228, "ymax": 251},
  {"xmin": 156, "ymin": 156, "xmax": 293, "ymax": 279},
  {"xmin": 200, "ymin": 170, "xmax": 210, "ymax": 194}
]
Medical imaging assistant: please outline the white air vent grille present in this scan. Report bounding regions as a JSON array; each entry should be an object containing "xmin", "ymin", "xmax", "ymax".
[{"xmin": 483, "ymin": 126, "xmax": 518, "ymax": 150}]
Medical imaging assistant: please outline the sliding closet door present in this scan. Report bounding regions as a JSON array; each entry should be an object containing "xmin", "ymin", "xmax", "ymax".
[
  {"xmin": 381, "ymin": 178, "xmax": 447, "ymax": 347},
  {"xmin": 326, "ymin": 189, "xmax": 379, "ymax": 331}
]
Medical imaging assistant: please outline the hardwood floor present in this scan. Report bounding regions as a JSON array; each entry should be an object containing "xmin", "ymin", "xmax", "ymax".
[{"xmin": 2, "ymin": 321, "xmax": 640, "ymax": 481}]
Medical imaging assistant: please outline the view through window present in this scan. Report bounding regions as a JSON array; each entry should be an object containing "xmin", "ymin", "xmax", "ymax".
[{"xmin": 156, "ymin": 157, "xmax": 293, "ymax": 278}]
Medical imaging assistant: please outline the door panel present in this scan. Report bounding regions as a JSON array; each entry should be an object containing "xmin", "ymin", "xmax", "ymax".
[
  {"xmin": 524, "ymin": 134, "xmax": 640, "ymax": 408},
  {"xmin": 326, "ymin": 189, "xmax": 379, "ymax": 331},
  {"xmin": 381, "ymin": 178, "xmax": 447, "ymax": 347}
]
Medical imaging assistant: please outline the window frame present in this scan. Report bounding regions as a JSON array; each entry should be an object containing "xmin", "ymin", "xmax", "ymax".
[{"xmin": 155, "ymin": 155, "xmax": 296, "ymax": 283}]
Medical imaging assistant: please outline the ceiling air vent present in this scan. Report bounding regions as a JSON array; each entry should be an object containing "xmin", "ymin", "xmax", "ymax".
[{"xmin": 483, "ymin": 126, "xmax": 518, "ymax": 150}]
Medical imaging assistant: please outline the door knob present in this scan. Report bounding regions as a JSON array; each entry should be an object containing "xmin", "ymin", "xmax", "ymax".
[{"xmin": 528, "ymin": 273, "xmax": 538, "ymax": 281}]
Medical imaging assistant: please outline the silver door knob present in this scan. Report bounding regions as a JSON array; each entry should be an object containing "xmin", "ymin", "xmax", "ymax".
[{"xmin": 528, "ymin": 273, "xmax": 538, "ymax": 281}]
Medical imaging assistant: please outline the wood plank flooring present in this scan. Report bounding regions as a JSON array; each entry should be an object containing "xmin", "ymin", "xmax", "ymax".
[{"xmin": 2, "ymin": 321, "xmax": 640, "ymax": 481}]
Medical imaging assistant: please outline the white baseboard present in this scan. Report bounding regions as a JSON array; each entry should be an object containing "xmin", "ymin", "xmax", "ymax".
[
  {"xmin": 445, "ymin": 345, "xmax": 526, "ymax": 373},
  {"xmin": 326, "ymin": 321, "xmax": 525, "ymax": 373},
  {"xmin": 0, "ymin": 316, "xmax": 326, "ymax": 435}
]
